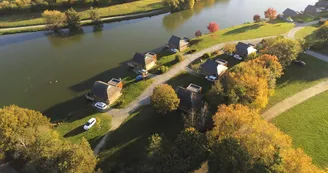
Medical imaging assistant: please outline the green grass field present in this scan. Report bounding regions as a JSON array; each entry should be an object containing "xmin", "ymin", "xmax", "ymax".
[
  {"xmin": 292, "ymin": 14, "xmax": 317, "ymax": 23},
  {"xmin": 295, "ymin": 24, "xmax": 319, "ymax": 39},
  {"xmin": 273, "ymin": 90, "xmax": 328, "ymax": 168},
  {"xmin": 112, "ymin": 76, "xmax": 153, "ymax": 108},
  {"xmin": 97, "ymin": 105, "xmax": 184, "ymax": 172},
  {"xmin": 190, "ymin": 21, "xmax": 294, "ymax": 51},
  {"xmin": 266, "ymin": 54, "xmax": 328, "ymax": 110},
  {"xmin": 56, "ymin": 112, "xmax": 111, "ymax": 148},
  {"xmin": 0, "ymin": 0, "xmax": 163, "ymax": 28}
]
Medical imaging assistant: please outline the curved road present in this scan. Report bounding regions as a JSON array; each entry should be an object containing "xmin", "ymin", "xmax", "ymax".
[{"xmin": 92, "ymin": 19, "xmax": 328, "ymax": 154}]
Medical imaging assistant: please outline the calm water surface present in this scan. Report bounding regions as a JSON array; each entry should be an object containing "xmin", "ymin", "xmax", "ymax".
[{"xmin": 0, "ymin": 0, "xmax": 317, "ymax": 117}]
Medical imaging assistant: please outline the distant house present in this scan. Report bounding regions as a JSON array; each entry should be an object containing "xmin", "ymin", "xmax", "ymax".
[
  {"xmin": 282, "ymin": 8, "xmax": 299, "ymax": 17},
  {"xmin": 316, "ymin": 0, "xmax": 328, "ymax": 8},
  {"xmin": 168, "ymin": 35, "xmax": 190, "ymax": 51},
  {"xmin": 176, "ymin": 84, "xmax": 204, "ymax": 112},
  {"xmin": 200, "ymin": 59, "xmax": 228, "ymax": 76},
  {"xmin": 89, "ymin": 78, "xmax": 123, "ymax": 105},
  {"xmin": 235, "ymin": 42, "xmax": 257, "ymax": 57},
  {"xmin": 128, "ymin": 52, "xmax": 157, "ymax": 70},
  {"xmin": 304, "ymin": 5, "xmax": 322, "ymax": 15}
]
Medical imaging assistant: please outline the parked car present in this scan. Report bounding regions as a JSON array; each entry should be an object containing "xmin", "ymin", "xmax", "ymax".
[
  {"xmin": 233, "ymin": 54, "xmax": 242, "ymax": 60},
  {"xmin": 293, "ymin": 60, "xmax": 306, "ymax": 66},
  {"xmin": 136, "ymin": 75, "xmax": 144, "ymax": 81},
  {"xmin": 94, "ymin": 102, "xmax": 109, "ymax": 111},
  {"xmin": 138, "ymin": 69, "xmax": 148, "ymax": 75},
  {"xmin": 170, "ymin": 48, "xmax": 179, "ymax": 53},
  {"xmin": 185, "ymin": 49, "xmax": 196, "ymax": 54},
  {"xmin": 83, "ymin": 118, "xmax": 96, "ymax": 130},
  {"xmin": 205, "ymin": 75, "xmax": 217, "ymax": 82},
  {"xmin": 85, "ymin": 92, "xmax": 95, "ymax": 101}
]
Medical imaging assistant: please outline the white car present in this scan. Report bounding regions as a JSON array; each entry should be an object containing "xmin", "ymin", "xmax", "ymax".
[
  {"xmin": 94, "ymin": 102, "xmax": 109, "ymax": 111},
  {"xmin": 83, "ymin": 118, "xmax": 96, "ymax": 130},
  {"xmin": 233, "ymin": 54, "xmax": 242, "ymax": 60},
  {"xmin": 138, "ymin": 69, "xmax": 148, "ymax": 75},
  {"xmin": 205, "ymin": 75, "xmax": 217, "ymax": 82}
]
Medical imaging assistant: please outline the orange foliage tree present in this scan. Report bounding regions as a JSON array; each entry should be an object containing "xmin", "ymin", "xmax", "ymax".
[
  {"xmin": 207, "ymin": 22, "xmax": 219, "ymax": 33},
  {"xmin": 211, "ymin": 104, "xmax": 323, "ymax": 173},
  {"xmin": 264, "ymin": 8, "xmax": 277, "ymax": 20}
]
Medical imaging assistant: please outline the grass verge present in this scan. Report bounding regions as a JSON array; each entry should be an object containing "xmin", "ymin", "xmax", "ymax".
[
  {"xmin": 273, "ymin": 90, "xmax": 328, "ymax": 168},
  {"xmin": 56, "ymin": 112, "xmax": 111, "ymax": 148},
  {"xmin": 0, "ymin": 0, "xmax": 163, "ymax": 28},
  {"xmin": 97, "ymin": 105, "xmax": 184, "ymax": 172},
  {"xmin": 266, "ymin": 54, "xmax": 328, "ymax": 109},
  {"xmin": 295, "ymin": 24, "xmax": 319, "ymax": 39}
]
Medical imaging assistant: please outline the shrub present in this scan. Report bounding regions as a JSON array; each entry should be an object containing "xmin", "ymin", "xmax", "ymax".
[
  {"xmin": 202, "ymin": 53, "xmax": 211, "ymax": 58},
  {"xmin": 244, "ymin": 52, "xmax": 257, "ymax": 61},
  {"xmin": 253, "ymin": 14, "xmax": 261, "ymax": 22},
  {"xmin": 159, "ymin": 66, "xmax": 169, "ymax": 73},
  {"xmin": 223, "ymin": 43, "xmax": 236, "ymax": 54},
  {"xmin": 207, "ymin": 22, "xmax": 219, "ymax": 33},
  {"xmin": 195, "ymin": 30, "xmax": 202, "ymax": 37},
  {"xmin": 175, "ymin": 54, "xmax": 184, "ymax": 62}
]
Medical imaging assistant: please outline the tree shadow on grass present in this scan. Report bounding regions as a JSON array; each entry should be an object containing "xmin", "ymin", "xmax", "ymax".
[
  {"xmin": 64, "ymin": 126, "xmax": 85, "ymax": 138},
  {"xmin": 222, "ymin": 23, "xmax": 262, "ymax": 36},
  {"xmin": 97, "ymin": 106, "xmax": 184, "ymax": 172}
]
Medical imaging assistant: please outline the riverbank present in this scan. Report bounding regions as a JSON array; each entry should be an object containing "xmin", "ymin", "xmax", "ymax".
[{"xmin": 0, "ymin": 0, "xmax": 167, "ymax": 35}]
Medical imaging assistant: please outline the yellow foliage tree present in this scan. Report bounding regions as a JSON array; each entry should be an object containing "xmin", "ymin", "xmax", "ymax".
[{"xmin": 42, "ymin": 10, "xmax": 66, "ymax": 33}]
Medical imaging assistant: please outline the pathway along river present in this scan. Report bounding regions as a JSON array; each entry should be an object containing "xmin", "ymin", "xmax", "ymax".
[{"xmin": 0, "ymin": 0, "xmax": 317, "ymax": 118}]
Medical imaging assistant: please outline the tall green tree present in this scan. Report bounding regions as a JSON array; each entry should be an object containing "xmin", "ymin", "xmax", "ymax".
[
  {"xmin": 65, "ymin": 8, "xmax": 82, "ymax": 33},
  {"xmin": 151, "ymin": 84, "xmax": 180, "ymax": 114}
]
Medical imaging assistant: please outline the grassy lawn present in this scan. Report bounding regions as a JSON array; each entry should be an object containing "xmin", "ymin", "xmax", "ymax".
[
  {"xmin": 292, "ymin": 14, "xmax": 317, "ymax": 23},
  {"xmin": 266, "ymin": 54, "xmax": 328, "ymax": 110},
  {"xmin": 295, "ymin": 24, "xmax": 319, "ymax": 39},
  {"xmin": 273, "ymin": 90, "xmax": 328, "ymax": 168},
  {"xmin": 0, "ymin": 0, "xmax": 163, "ymax": 28},
  {"xmin": 112, "ymin": 75, "xmax": 153, "ymax": 108},
  {"xmin": 190, "ymin": 21, "xmax": 294, "ymax": 51},
  {"xmin": 97, "ymin": 105, "xmax": 184, "ymax": 172},
  {"xmin": 56, "ymin": 112, "xmax": 111, "ymax": 148}
]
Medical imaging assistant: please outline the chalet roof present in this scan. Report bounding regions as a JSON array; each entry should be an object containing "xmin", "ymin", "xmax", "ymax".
[
  {"xmin": 200, "ymin": 59, "xmax": 218, "ymax": 75},
  {"xmin": 283, "ymin": 8, "xmax": 298, "ymax": 17},
  {"xmin": 305, "ymin": 5, "xmax": 319, "ymax": 13},
  {"xmin": 168, "ymin": 35, "xmax": 189, "ymax": 47},
  {"xmin": 176, "ymin": 86, "xmax": 204, "ymax": 112},
  {"xmin": 90, "ymin": 81, "xmax": 121, "ymax": 101}
]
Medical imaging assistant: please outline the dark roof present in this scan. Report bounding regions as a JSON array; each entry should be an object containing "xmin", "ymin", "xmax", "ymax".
[
  {"xmin": 200, "ymin": 59, "xmax": 218, "ymax": 75},
  {"xmin": 131, "ymin": 53, "xmax": 146, "ymax": 66},
  {"xmin": 168, "ymin": 35, "xmax": 182, "ymax": 46},
  {"xmin": 236, "ymin": 42, "xmax": 250, "ymax": 56},
  {"xmin": 90, "ymin": 81, "xmax": 110, "ymax": 100},
  {"xmin": 305, "ymin": 5, "xmax": 318, "ymax": 13},
  {"xmin": 176, "ymin": 86, "xmax": 204, "ymax": 112},
  {"xmin": 90, "ymin": 81, "xmax": 121, "ymax": 101},
  {"xmin": 283, "ymin": 8, "xmax": 298, "ymax": 17}
]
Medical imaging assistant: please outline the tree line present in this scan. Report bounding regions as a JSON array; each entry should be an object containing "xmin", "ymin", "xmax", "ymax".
[
  {"xmin": 0, "ymin": 105, "xmax": 99, "ymax": 173},
  {"xmin": 42, "ymin": 7, "xmax": 103, "ymax": 34}
]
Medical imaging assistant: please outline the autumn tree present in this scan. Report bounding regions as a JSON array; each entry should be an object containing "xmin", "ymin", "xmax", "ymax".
[
  {"xmin": 264, "ymin": 37, "xmax": 302, "ymax": 68},
  {"xmin": 89, "ymin": 6, "xmax": 103, "ymax": 27},
  {"xmin": 264, "ymin": 8, "xmax": 277, "ymax": 20},
  {"xmin": 163, "ymin": 0, "xmax": 194, "ymax": 11},
  {"xmin": 222, "ymin": 43, "xmax": 236, "ymax": 54},
  {"xmin": 195, "ymin": 30, "xmax": 202, "ymax": 37},
  {"xmin": 315, "ymin": 22, "xmax": 328, "ymax": 43},
  {"xmin": 42, "ymin": 10, "xmax": 66, "ymax": 33},
  {"xmin": 151, "ymin": 84, "xmax": 180, "ymax": 114},
  {"xmin": 253, "ymin": 14, "xmax": 261, "ymax": 22},
  {"xmin": 206, "ymin": 80, "xmax": 225, "ymax": 106},
  {"xmin": 207, "ymin": 22, "xmax": 219, "ymax": 33},
  {"xmin": 65, "ymin": 8, "xmax": 81, "ymax": 33}
]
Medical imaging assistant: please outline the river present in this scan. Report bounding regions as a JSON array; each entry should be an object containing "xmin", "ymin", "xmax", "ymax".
[{"xmin": 0, "ymin": 0, "xmax": 317, "ymax": 118}]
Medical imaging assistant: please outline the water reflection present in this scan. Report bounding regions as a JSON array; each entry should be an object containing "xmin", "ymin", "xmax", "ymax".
[
  {"xmin": 47, "ymin": 31, "xmax": 85, "ymax": 48},
  {"xmin": 162, "ymin": 0, "xmax": 230, "ymax": 31}
]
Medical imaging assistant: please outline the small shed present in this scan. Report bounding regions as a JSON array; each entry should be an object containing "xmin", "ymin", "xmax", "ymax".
[
  {"xmin": 304, "ymin": 5, "xmax": 322, "ymax": 15},
  {"xmin": 168, "ymin": 35, "xmax": 190, "ymax": 51},
  {"xmin": 128, "ymin": 52, "xmax": 157, "ymax": 70},
  {"xmin": 176, "ymin": 84, "xmax": 204, "ymax": 113},
  {"xmin": 282, "ymin": 8, "xmax": 298, "ymax": 17},
  {"xmin": 89, "ymin": 79, "xmax": 122, "ymax": 105},
  {"xmin": 235, "ymin": 42, "xmax": 257, "ymax": 57}
]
